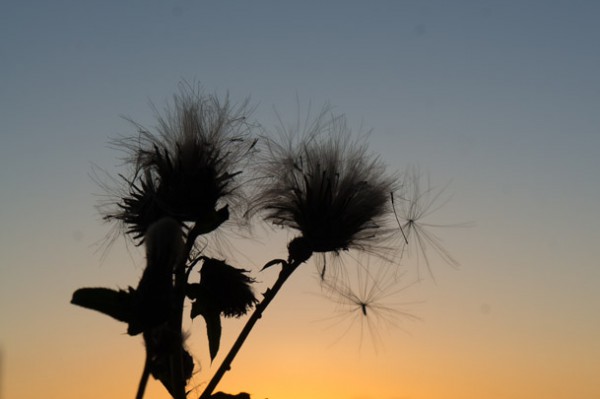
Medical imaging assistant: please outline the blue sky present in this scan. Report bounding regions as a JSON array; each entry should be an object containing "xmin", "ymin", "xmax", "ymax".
[{"xmin": 1, "ymin": 1, "xmax": 600, "ymax": 398}]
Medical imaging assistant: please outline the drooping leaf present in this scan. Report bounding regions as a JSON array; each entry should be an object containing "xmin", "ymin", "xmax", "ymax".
[
  {"xmin": 71, "ymin": 287, "xmax": 134, "ymax": 323},
  {"xmin": 204, "ymin": 310, "xmax": 222, "ymax": 361},
  {"xmin": 189, "ymin": 288, "xmax": 222, "ymax": 360}
]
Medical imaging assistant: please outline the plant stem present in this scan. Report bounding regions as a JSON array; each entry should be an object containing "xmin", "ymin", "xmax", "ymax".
[
  {"xmin": 199, "ymin": 260, "xmax": 301, "ymax": 399},
  {"xmin": 135, "ymin": 356, "xmax": 151, "ymax": 399},
  {"xmin": 168, "ymin": 227, "xmax": 200, "ymax": 399},
  {"xmin": 169, "ymin": 268, "xmax": 187, "ymax": 399}
]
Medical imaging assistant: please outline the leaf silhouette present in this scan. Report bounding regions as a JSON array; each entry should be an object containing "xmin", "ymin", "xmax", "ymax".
[
  {"xmin": 202, "ymin": 310, "xmax": 222, "ymax": 360},
  {"xmin": 71, "ymin": 287, "xmax": 134, "ymax": 323},
  {"xmin": 188, "ymin": 292, "xmax": 223, "ymax": 360}
]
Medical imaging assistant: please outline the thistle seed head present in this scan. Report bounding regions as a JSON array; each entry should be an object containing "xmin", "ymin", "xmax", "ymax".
[
  {"xmin": 250, "ymin": 110, "xmax": 399, "ymax": 262},
  {"xmin": 101, "ymin": 84, "xmax": 256, "ymax": 243}
]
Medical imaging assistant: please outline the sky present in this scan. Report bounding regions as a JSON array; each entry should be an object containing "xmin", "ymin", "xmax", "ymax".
[{"xmin": 1, "ymin": 1, "xmax": 600, "ymax": 399}]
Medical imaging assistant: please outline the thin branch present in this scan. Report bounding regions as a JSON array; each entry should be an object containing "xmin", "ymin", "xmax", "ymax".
[{"xmin": 199, "ymin": 259, "xmax": 301, "ymax": 399}]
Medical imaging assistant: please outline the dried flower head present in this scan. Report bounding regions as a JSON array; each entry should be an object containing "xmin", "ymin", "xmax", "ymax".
[
  {"xmin": 250, "ymin": 110, "xmax": 399, "ymax": 266},
  {"xmin": 101, "ymin": 83, "xmax": 257, "ymax": 243},
  {"xmin": 188, "ymin": 257, "xmax": 258, "ymax": 319},
  {"xmin": 187, "ymin": 257, "xmax": 258, "ymax": 360}
]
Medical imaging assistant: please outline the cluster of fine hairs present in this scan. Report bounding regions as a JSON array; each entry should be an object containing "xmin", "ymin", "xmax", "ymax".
[
  {"xmin": 76, "ymin": 84, "xmax": 458, "ymax": 399},
  {"xmin": 100, "ymin": 84, "xmax": 257, "ymax": 244},
  {"xmin": 250, "ymin": 112, "xmax": 399, "ymax": 256}
]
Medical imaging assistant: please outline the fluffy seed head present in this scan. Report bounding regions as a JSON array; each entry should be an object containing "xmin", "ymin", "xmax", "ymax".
[
  {"xmin": 250, "ymin": 111, "xmax": 399, "ymax": 263},
  {"xmin": 102, "ymin": 83, "xmax": 256, "ymax": 243}
]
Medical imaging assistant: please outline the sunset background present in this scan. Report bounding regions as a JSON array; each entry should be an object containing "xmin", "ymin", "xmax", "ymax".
[{"xmin": 2, "ymin": 1, "xmax": 600, "ymax": 399}]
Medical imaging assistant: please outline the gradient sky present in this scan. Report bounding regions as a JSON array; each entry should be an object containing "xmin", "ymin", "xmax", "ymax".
[{"xmin": 2, "ymin": 1, "xmax": 600, "ymax": 399}]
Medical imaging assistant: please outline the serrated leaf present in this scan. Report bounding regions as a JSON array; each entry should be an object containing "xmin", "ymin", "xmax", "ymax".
[{"xmin": 71, "ymin": 287, "xmax": 134, "ymax": 323}]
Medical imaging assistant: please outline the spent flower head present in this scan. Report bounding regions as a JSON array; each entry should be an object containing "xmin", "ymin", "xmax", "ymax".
[
  {"xmin": 188, "ymin": 257, "xmax": 258, "ymax": 319},
  {"xmin": 101, "ymin": 83, "xmax": 257, "ymax": 243},
  {"xmin": 187, "ymin": 257, "xmax": 258, "ymax": 360},
  {"xmin": 250, "ymin": 108, "xmax": 400, "ymax": 267}
]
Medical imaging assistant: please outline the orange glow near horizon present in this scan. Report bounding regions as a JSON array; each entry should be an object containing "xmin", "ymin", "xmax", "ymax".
[
  {"xmin": 6, "ymin": 254, "xmax": 595, "ymax": 399},
  {"xmin": 3, "ymin": 229, "xmax": 600, "ymax": 399}
]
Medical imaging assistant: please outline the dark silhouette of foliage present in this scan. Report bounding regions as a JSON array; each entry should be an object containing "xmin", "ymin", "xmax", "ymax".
[
  {"xmin": 72, "ymin": 85, "xmax": 457, "ymax": 399},
  {"xmin": 187, "ymin": 257, "xmax": 257, "ymax": 360},
  {"xmin": 71, "ymin": 286, "xmax": 134, "ymax": 324}
]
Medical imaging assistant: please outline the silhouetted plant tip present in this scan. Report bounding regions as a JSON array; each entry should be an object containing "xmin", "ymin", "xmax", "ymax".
[{"xmin": 73, "ymin": 86, "xmax": 461, "ymax": 399}]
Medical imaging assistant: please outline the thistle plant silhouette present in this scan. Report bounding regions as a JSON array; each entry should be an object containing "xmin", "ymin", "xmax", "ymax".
[{"xmin": 71, "ymin": 84, "xmax": 457, "ymax": 399}]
